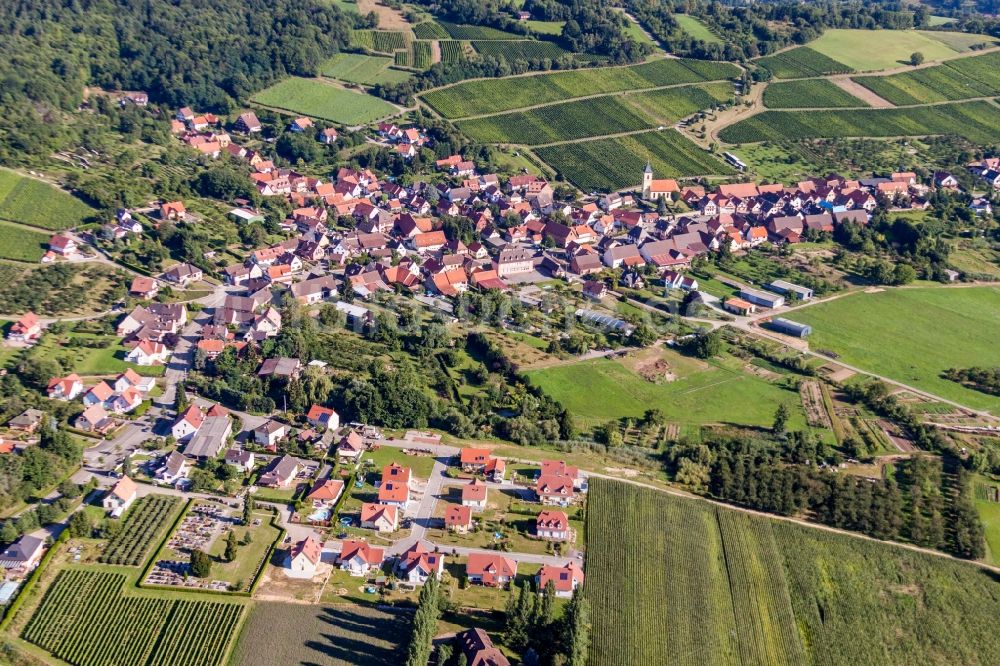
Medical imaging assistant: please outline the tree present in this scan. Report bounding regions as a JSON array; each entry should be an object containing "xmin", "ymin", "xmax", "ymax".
[
  {"xmin": 772, "ymin": 403, "xmax": 789, "ymax": 434},
  {"xmin": 405, "ymin": 574, "xmax": 441, "ymax": 666},
  {"xmin": 435, "ymin": 643, "xmax": 452, "ymax": 666},
  {"xmin": 689, "ymin": 330, "xmax": 722, "ymax": 359},
  {"xmin": 504, "ymin": 582, "xmax": 532, "ymax": 651},
  {"xmin": 910, "ymin": 51, "xmax": 924, "ymax": 66},
  {"xmin": 68, "ymin": 511, "xmax": 93, "ymax": 538},
  {"xmin": 562, "ymin": 587, "xmax": 590, "ymax": 666},
  {"xmin": 225, "ymin": 530, "xmax": 238, "ymax": 562},
  {"xmin": 0, "ymin": 521, "xmax": 19, "ymax": 544},
  {"xmin": 190, "ymin": 549, "xmax": 212, "ymax": 578},
  {"xmin": 243, "ymin": 497, "xmax": 254, "ymax": 525}
]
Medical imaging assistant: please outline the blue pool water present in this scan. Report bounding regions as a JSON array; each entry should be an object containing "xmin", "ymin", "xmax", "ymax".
[{"xmin": 308, "ymin": 507, "xmax": 332, "ymax": 522}]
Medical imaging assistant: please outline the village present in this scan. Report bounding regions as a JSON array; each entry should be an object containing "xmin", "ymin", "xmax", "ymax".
[{"xmin": 0, "ymin": 98, "xmax": 997, "ymax": 666}]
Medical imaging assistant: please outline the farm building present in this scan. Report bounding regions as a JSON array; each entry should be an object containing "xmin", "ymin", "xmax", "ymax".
[
  {"xmin": 768, "ymin": 318, "xmax": 812, "ymax": 338},
  {"xmin": 723, "ymin": 297, "xmax": 756, "ymax": 316},
  {"xmin": 767, "ymin": 279, "xmax": 813, "ymax": 301},
  {"xmin": 739, "ymin": 287, "xmax": 785, "ymax": 309}
]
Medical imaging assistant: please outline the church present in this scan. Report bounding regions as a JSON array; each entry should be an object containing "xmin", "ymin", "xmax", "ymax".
[{"xmin": 641, "ymin": 163, "xmax": 680, "ymax": 201}]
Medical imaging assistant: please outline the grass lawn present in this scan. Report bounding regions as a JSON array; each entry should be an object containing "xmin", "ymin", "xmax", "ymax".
[
  {"xmin": 251, "ymin": 77, "xmax": 398, "ymax": 125},
  {"xmin": 674, "ymin": 14, "xmax": 722, "ymax": 44},
  {"xmin": 975, "ymin": 493, "xmax": 1000, "ymax": 566},
  {"xmin": 525, "ymin": 20, "xmax": 565, "ymax": 36},
  {"xmin": 525, "ymin": 346, "xmax": 809, "ymax": 430},
  {"xmin": 806, "ymin": 29, "xmax": 967, "ymax": 71},
  {"xmin": 791, "ymin": 286, "xmax": 1000, "ymax": 412},
  {"xmin": 0, "ymin": 169, "xmax": 94, "ymax": 230},
  {"xmin": 361, "ymin": 446, "xmax": 438, "ymax": 479},
  {"xmin": 25, "ymin": 332, "xmax": 165, "ymax": 377},
  {"xmin": 948, "ymin": 241, "xmax": 1000, "ymax": 278},
  {"xmin": 917, "ymin": 29, "xmax": 999, "ymax": 51},
  {"xmin": 321, "ymin": 53, "xmax": 412, "ymax": 86},
  {"xmin": 443, "ymin": 560, "xmax": 541, "ymax": 611},
  {"xmin": 0, "ymin": 219, "xmax": 49, "ymax": 262}
]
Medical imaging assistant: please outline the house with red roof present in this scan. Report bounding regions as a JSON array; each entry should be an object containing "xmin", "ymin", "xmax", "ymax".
[
  {"xmin": 102, "ymin": 476, "xmax": 137, "ymax": 517},
  {"xmin": 396, "ymin": 542, "xmax": 445, "ymax": 584},
  {"xmin": 49, "ymin": 235, "xmax": 77, "ymax": 256},
  {"xmin": 46, "ymin": 374, "xmax": 83, "ymax": 401},
  {"xmin": 337, "ymin": 431, "xmax": 365, "ymax": 461},
  {"xmin": 307, "ymin": 479, "xmax": 345, "ymax": 506},
  {"xmin": 75, "ymin": 404, "xmax": 111, "ymax": 433},
  {"xmin": 462, "ymin": 479, "xmax": 488, "ymax": 510},
  {"xmin": 160, "ymin": 201, "xmax": 186, "ymax": 221},
  {"xmin": 7, "ymin": 312, "xmax": 41, "ymax": 343},
  {"xmin": 466, "ymin": 553, "xmax": 517, "ymax": 587},
  {"xmin": 338, "ymin": 539, "xmax": 384, "ymax": 576},
  {"xmin": 125, "ymin": 340, "xmax": 169, "ymax": 366},
  {"xmin": 83, "ymin": 381, "xmax": 115, "ymax": 409},
  {"xmin": 171, "ymin": 405, "xmax": 204, "ymax": 441},
  {"xmin": 287, "ymin": 535, "xmax": 322, "ymax": 578},
  {"xmin": 129, "ymin": 277, "xmax": 160, "ymax": 299},
  {"xmin": 536, "ymin": 561, "xmax": 585, "ymax": 597},
  {"xmin": 535, "ymin": 510, "xmax": 570, "ymax": 540},
  {"xmin": 536, "ymin": 475, "xmax": 576, "ymax": 506},
  {"xmin": 306, "ymin": 404, "xmax": 339, "ymax": 429},
  {"xmin": 361, "ymin": 503, "xmax": 398, "ymax": 533},
  {"xmin": 445, "ymin": 505, "xmax": 473, "ymax": 533}
]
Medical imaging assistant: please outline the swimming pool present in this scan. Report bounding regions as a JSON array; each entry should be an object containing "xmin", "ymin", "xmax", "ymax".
[{"xmin": 308, "ymin": 507, "xmax": 331, "ymax": 522}]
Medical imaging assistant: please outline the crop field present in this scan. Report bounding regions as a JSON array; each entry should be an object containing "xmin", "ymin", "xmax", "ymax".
[
  {"xmin": 440, "ymin": 40, "xmax": 467, "ymax": 63},
  {"xmin": 622, "ymin": 82, "xmax": 733, "ymax": 122},
  {"xmin": 250, "ymin": 77, "xmax": 397, "ymax": 125},
  {"xmin": 232, "ymin": 602, "xmax": 409, "ymax": 666},
  {"xmin": 852, "ymin": 51, "xmax": 1000, "ymax": 105},
  {"xmin": 350, "ymin": 29, "xmax": 409, "ymax": 53},
  {"xmin": 23, "ymin": 570, "xmax": 245, "ymax": 666},
  {"xmin": 411, "ymin": 40, "xmax": 433, "ymax": 68},
  {"xmin": 718, "ymin": 100, "xmax": 1000, "ymax": 144},
  {"xmin": 536, "ymin": 129, "xmax": 732, "ymax": 192},
  {"xmin": 0, "ymin": 170, "xmax": 94, "ymax": 230},
  {"xmin": 917, "ymin": 29, "xmax": 999, "ymax": 51},
  {"xmin": 320, "ymin": 53, "xmax": 411, "ymax": 85},
  {"xmin": 456, "ymin": 94, "xmax": 654, "ymax": 145},
  {"xmin": 524, "ymin": 347, "xmax": 806, "ymax": 430},
  {"xmin": 791, "ymin": 286, "xmax": 1000, "ymax": 413},
  {"xmin": 421, "ymin": 57, "xmax": 738, "ymax": 118},
  {"xmin": 439, "ymin": 21, "xmax": 523, "ymax": 40},
  {"xmin": 587, "ymin": 479, "xmax": 1000, "ymax": 666},
  {"xmin": 471, "ymin": 40, "xmax": 568, "ymax": 61},
  {"xmin": 756, "ymin": 46, "xmax": 854, "ymax": 78},
  {"xmin": 762, "ymin": 79, "xmax": 867, "ymax": 108},
  {"xmin": 99, "ymin": 495, "xmax": 183, "ymax": 566},
  {"xmin": 412, "ymin": 21, "xmax": 448, "ymax": 39},
  {"xmin": 674, "ymin": 14, "xmax": 722, "ymax": 44},
  {"xmin": 0, "ymin": 219, "xmax": 50, "ymax": 262},
  {"xmin": 806, "ymin": 29, "xmax": 970, "ymax": 71}
]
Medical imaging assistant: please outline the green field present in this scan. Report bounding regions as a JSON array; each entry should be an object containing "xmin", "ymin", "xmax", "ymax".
[
  {"xmin": 525, "ymin": 20, "xmax": 565, "ymax": 36},
  {"xmin": 791, "ymin": 287, "xmax": 1000, "ymax": 412},
  {"xmin": 251, "ymin": 77, "xmax": 397, "ymax": 125},
  {"xmin": 917, "ymin": 29, "xmax": 999, "ymax": 51},
  {"xmin": 719, "ymin": 100, "xmax": 1000, "ymax": 144},
  {"xmin": 23, "ymin": 569, "xmax": 246, "ymax": 666},
  {"xmin": 471, "ymin": 39, "xmax": 567, "ymax": 62},
  {"xmin": 24, "ymin": 331, "xmax": 166, "ymax": 377},
  {"xmin": 587, "ymin": 478, "xmax": 1000, "ymax": 666},
  {"xmin": 852, "ymin": 50, "xmax": 1000, "ymax": 105},
  {"xmin": 232, "ymin": 602, "xmax": 409, "ymax": 665},
  {"xmin": 674, "ymin": 14, "xmax": 722, "ymax": 44},
  {"xmin": 0, "ymin": 170, "xmax": 94, "ymax": 231},
  {"xmin": 440, "ymin": 40, "xmax": 467, "ymax": 63},
  {"xmin": 525, "ymin": 348, "xmax": 807, "ymax": 430},
  {"xmin": 421, "ymin": 57, "xmax": 738, "ymax": 118},
  {"xmin": 806, "ymin": 29, "xmax": 973, "ymax": 71},
  {"xmin": 412, "ymin": 21, "xmax": 449, "ymax": 39},
  {"xmin": 439, "ymin": 21, "xmax": 524, "ymax": 40},
  {"xmin": 320, "ymin": 53, "xmax": 412, "ymax": 85},
  {"xmin": 763, "ymin": 79, "xmax": 867, "ymax": 108},
  {"xmin": 536, "ymin": 129, "xmax": 732, "ymax": 192},
  {"xmin": 0, "ymin": 219, "xmax": 49, "ymax": 262},
  {"xmin": 756, "ymin": 46, "xmax": 854, "ymax": 78}
]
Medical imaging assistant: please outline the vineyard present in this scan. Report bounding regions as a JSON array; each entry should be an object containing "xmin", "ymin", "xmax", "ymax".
[
  {"xmin": 420, "ymin": 57, "xmax": 738, "ymax": 118},
  {"xmin": 456, "ymin": 95, "xmax": 654, "ymax": 145},
  {"xmin": 718, "ymin": 101, "xmax": 1000, "ymax": 145},
  {"xmin": 440, "ymin": 40, "xmax": 467, "ymax": 63},
  {"xmin": 756, "ymin": 46, "xmax": 854, "ymax": 78},
  {"xmin": 411, "ymin": 41, "xmax": 433, "ymax": 69},
  {"xmin": 762, "ymin": 79, "xmax": 867, "ymax": 109},
  {"xmin": 0, "ymin": 220, "xmax": 49, "ymax": 262},
  {"xmin": 99, "ymin": 495, "xmax": 182, "ymax": 566},
  {"xmin": 412, "ymin": 22, "xmax": 449, "ymax": 39},
  {"xmin": 536, "ymin": 129, "xmax": 732, "ymax": 192},
  {"xmin": 586, "ymin": 478, "xmax": 1000, "ymax": 666},
  {"xmin": 439, "ymin": 21, "xmax": 523, "ymax": 40},
  {"xmin": 471, "ymin": 40, "xmax": 568, "ymax": 62},
  {"xmin": 320, "ymin": 53, "xmax": 411, "ymax": 86},
  {"xmin": 349, "ymin": 30, "xmax": 409, "ymax": 54},
  {"xmin": 22, "ymin": 570, "xmax": 245, "ymax": 666},
  {"xmin": 852, "ymin": 51, "xmax": 1000, "ymax": 105},
  {"xmin": 0, "ymin": 170, "xmax": 95, "ymax": 231},
  {"xmin": 250, "ymin": 77, "xmax": 397, "ymax": 125}
]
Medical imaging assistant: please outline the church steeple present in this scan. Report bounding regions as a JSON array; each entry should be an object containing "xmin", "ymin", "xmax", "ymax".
[{"xmin": 642, "ymin": 162, "xmax": 653, "ymax": 199}]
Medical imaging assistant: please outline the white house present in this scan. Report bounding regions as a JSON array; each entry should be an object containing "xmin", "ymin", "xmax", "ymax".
[
  {"xmin": 46, "ymin": 374, "xmax": 83, "ymax": 401},
  {"xmin": 155, "ymin": 451, "xmax": 191, "ymax": 486},
  {"xmin": 535, "ymin": 510, "xmax": 569, "ymax": 540},
  {"xmin": 254, "ymin": 420, "xmax": 288, "ymax": 449},
  {"xmin": 103, "ymin": 476, "xmax": 138, "ymax": 517},
  {"xmin": 461, "ymin": 479, "xmax": 488, "ymax": 510},
  {"xmin": 360, "ymin": 503, "xmax": 398, "ymax": 533},
  {"xmin": 125, "ymin": 340, "xmax": 169, "ymax": 366},
  {"xmin": 171, "ymin": 405, "xmax": 204, "ymax": 442},
  {"xmin": 286, "ymin": 535, "xmax": 322, "ymax": 578},
  {"xmin": 337, "ymin": 540, "xmax": 385, "ymax": 576},
  {"xmin": 395, "ymin": 542, "xmax": 445, "ymax": 585}
]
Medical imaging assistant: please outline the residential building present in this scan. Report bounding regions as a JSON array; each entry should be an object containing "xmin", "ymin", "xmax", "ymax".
[
  {"xmin": 360, "ymin": 503, "xmax": 398, "ymax": 533},
  {"xmin": 455, "ymin": 628, "xmax": 510, "ymax": 666},
  {"xmin": 254, "ymin": 420, "xmax": 288, "ymax": 449},
  {"xmin": 462, "ymin": 479, "xmax": 488, "ymax": 510},
  {"xmin": 306, "ymin": 405, "xmax": 339, "ymax": 429},
  {"xmin": 536, "ymin": 474, "xmax": 576, "ymax": 506},
  {"xmin": 171, "ymin": 405, "xmax": 204, "ymax": 442},
  {"xmin": 7, "ymin": 312, "xmax": 41, "ymax": 343},
  {"xmin": 287, "ymin": 535, "xmax": 322, "ymax": 578},
  {"xmin": 306, "ymin": 479, "xmax": 345, "ymax": 506},
  {"xmin": 536, "ymin": 510, "xmax": 570, "ymax": 540},
  {"xmin": 395, "ymin": 542, "xmax": 444, "ymax": 585},
  {"xmin": 536, "ymin": 561, "xmax": 585, "ymax": 598},
  {"xmin": 337, "ymin": 431, "xmax": 365, "ymax": 461},
  {"xmin": 184, "ymin": 414, "xmax": 232, "ymax": 459},
  {"xmin": 224, "ymin": 448, "xmax": 255, "ymax": 472},
  {"xmin": 0, "ymin": 536, "xmax": 46, "ymax": 570},
  {"xmin": 103, "ymin": 476, "xmax": 137, "ymax": 517},
  {"xmin": 75, "ymin": 404, "xmax": 111, "ymax": 433},
  {"xmin": 46, "ymin": 374, "xmax": 83, "ymax": 401},
  {"xmin": 445, "ymin": 505, "xmax": 473, "ymax": 533},
  {"xmin": 258, "ymin": 455, "xmax": 303, "ymax": 488},
  {"xmin": 466, "ymin": 553, "xmax": 517, "ymax": 587},
  {"xmin": 155, "ymin": 451, "xmax": 191, "ymax": 486},
  {"xmin": 337, "ymin": 540, "xmax": 385, "ymax": 576}
]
